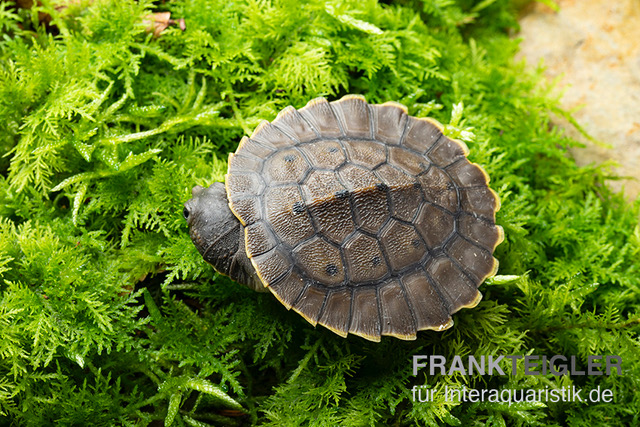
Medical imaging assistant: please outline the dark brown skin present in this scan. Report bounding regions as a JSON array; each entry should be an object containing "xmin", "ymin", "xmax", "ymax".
[{"xmin": 183, "ymin": 183, "xmax": 264, "ymax": 292}]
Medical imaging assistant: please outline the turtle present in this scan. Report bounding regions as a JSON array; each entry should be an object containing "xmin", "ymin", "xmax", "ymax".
[{"xmin": 183, "ymin": 95, "xmax": 503, "ymax": 342}]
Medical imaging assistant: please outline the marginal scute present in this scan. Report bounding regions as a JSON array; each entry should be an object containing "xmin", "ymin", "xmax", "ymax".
[
  {"xmin": 403, "ymin": 117, "xmax": 442, "ymax": 153},
  {"xmin": 228, "ymin": 196, "xmax": 261, "ymax": 226},
  {"xmin": 446, "ymin": 161, "xmax": 489, "ymax": 187},
  {"xmin": 331, "ymin": 95, "xmax": 371, "ymax": 138},
  {"xmin": 401, "ymin": 270, "xmax": 451, "ymax": 331},
  {"xmin": 251, "ymin": 121, "xmax": 296, "ymax": 149},
  {"xmin": 445, "ymin": 235, "xmax": 495, "ymax": 282},
  {"xmin": 267, "ymin": 270, "xmax": 306, "ymax": 309},
  {"xmin": 228, "ymin": 153, "xmax": 262, "ymax": 175},
  {"xmin": 318, "ymin": 288, "xmax": 352, "ymax": 337},
  {"xmin": 428, "ymin": 137, "xmax": 468, "ymax": 167},
  {"xmin": 379, "ymin": 280, "xmax": 416, "ymax": 339},
  {"xmin": 460, "ymin": 187, "xmax": 499, "ymax": 220},
  {"xmin": 299, "ymin": 97, "xmax": 343, "ymax": 138},
  {"xmin": 458, "ymin": 213, "xmax": 503, "ymax": 251},
  {"xmin": 292, "ymin": 284, "xmax": 328, "ymax": 326},
  {"xmin": 251, "ymin": 246, "xmax": 292, "ymax": 285},
  {"xmin": 349, "ymin": 287, "xmax": 381, "ymax": 342},
  {"xmin": 226, "ymin": 172, "xmax": 265, "ymax": 198},
  {"xmin": 272, "ymin": 105, "xmax": 318, "ymax": 142},
  {"xmin": 371, "ymin": 102, "xmax": 407, "ymax": 145},
  {"xmin": 235, "ymin": 136, "xmax": 275, "ymax": 159},
  {"xmin": 426, "ymin": 256, "xmax": 478, "ymax": 311}
]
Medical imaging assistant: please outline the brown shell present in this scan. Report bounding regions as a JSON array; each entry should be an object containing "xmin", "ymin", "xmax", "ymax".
[{"xmin": 226, "ymin": 95, "xmax": 503, "ymax": 342}]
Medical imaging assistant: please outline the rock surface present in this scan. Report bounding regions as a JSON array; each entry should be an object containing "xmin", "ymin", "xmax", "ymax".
[{"xmin": 516, "ymin": 0, "xmax": 640, "ymax": 199}]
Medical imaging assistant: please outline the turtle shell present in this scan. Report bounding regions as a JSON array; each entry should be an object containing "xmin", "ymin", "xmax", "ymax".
[{"xmin": 226, "ymin": 95, "xmax": 503, "ymax": 342}]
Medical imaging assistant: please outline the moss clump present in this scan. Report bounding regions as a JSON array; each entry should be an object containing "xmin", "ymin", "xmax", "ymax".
[{"xmin": 1, "ymin": 0, "xmax": 639, "ymax": 425}]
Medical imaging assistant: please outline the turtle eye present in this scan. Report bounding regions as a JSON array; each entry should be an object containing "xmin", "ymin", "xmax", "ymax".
[{"xmin": 183, "ymin": 206, "xmax": 190, "ymax": 220}]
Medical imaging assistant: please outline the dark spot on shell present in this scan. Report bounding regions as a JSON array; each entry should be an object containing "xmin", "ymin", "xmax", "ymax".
[
  {"xmin": 371, "ymin": 256, "xmax": 381, "ymax": 267},
  {"xmin": 335, "ymin": 189, "xmax": 349, "ymax": 199},
  {"xmin": 292, "ymin": 201, "xmax": 306, "ymax": 214},
  {"xmin": 412, "ymin": 239, "xmax": 421, "ymax": 248},
  {"xmin": 328, "ymin": 147, "xmax": 339, "ymax": 153},
  {"xmin": 284, "ymin": 154, "xmax": 296, "ymax": 162},
  {"xmin": 326, "ymin": 264, "xmax": 338, "ymax": 276},
  {"xmin": 375, "ymin": 183, "xmax": 388, "ymax": 192},
  {"xmin": 413, "ymin": 182, "xmax": 421, "ymax": 189}
]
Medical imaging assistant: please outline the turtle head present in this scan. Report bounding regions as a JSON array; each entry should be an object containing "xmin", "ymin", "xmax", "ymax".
[
  {"xmin": 184, "ymin": 182, "xmax": 263, "ymax": 291},
  {"xmin": 184, "ymin": 182, "xmax": 240, "ymax": 273}
]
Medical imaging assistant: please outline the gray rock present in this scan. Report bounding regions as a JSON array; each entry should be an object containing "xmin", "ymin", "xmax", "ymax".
[{"xmin": 516, "ymin": 0, "xmax": 640, "ymax": 199}]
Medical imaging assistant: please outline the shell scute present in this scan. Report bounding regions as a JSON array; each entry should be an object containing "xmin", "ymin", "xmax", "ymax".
[
  {"xmin": 331, "ymin": 95, "xmax": 371, "ymax": 139},
  {"xmin": 379, "ymin": 280, "xmax": 416, "ymax": 339},
  {"xmin": 402, "ymin": 270, "xmax": 452, "ymax": 331},
  {"xmin": 264, "ymin": 148, "xmax": 311, "ymax": 184},
  {"xmin": 272, "ymin": 106, "xmax": 318, "ymax": 142},
  {"xmin": 264, "ymin": 186, "xmax": 315, "ymax": 247},
  {"xmin": 348, "ymin": 287, "xmax": 381, "ymax": 342},
  {"xmin": 318, "ymin": 289, "xmax": 352, "ymax": 338},
  {"xmin": 371, "ymin": 102, "xmax": 408, "ymax": 145}
]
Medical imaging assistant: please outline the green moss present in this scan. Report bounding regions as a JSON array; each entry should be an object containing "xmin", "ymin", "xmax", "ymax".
[{"xmin": 1, "ymin": 0, "xmax": 638, "ymax": 425}]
